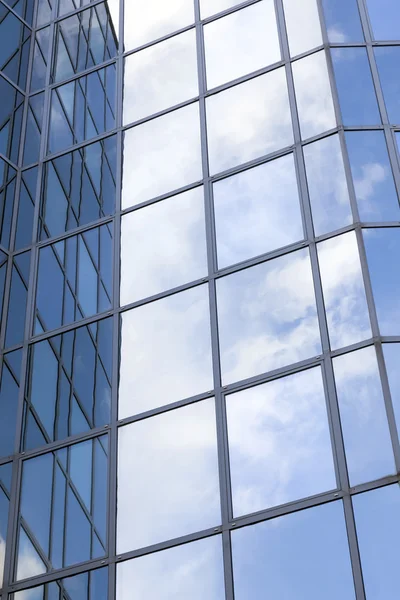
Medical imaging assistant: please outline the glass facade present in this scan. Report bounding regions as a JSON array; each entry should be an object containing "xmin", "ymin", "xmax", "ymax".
[{"xmin": 0, "ymin": 0, "xmax": 400, "ymax": 598}]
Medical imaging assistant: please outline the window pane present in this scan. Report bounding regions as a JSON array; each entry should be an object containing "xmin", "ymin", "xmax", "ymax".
[
  {"xmin": 217, "ymin": 249, "xmax": 321, "ymax": 385},
  {"xmin": 363, "ymin": 228, "xmax": 400, "ymax": 336},
  {"xmin": 321, "ymin": 0, "xmax": 363, "ymax": 42},
  {"xmin": 0, "ymin": 463, "xmax": 12, "ymax": 587},
  {"xmin": 200, "ymin": 0, "xmax": 242, "ymax": 18},
  {"xmin": 22, "ymin": 318, "xmax": 112, "ymax": 451},
  {"xmin": 227, "ymin": 367, "xmax": 335, "ymax": 518},
  {"xmin": 331, "ymin": 48, "xmax": 381, "ymax": 125},
  {"xmin": 204, "ymin": 1, "xmax": 280, "ymax": 89},
  {"xmin": 213, "ymin": 154, "xmax": 304, "ymax": 268},
  {"xmin": 117, "ymin": 536, "xmax": 225, "ymax": 600},
  {"xmin": 365, "ymin": 0, "xmax": 400, "ymax": 40},
  {"xmin": 16, "ymin": 436, "xmax": 108, "ymax": 579},
  {"xmin": 123, "ymin": 0, "xmax": 194, "ymax": 50},
  {"xmin": 30, "ymin": 26, "xmax": 50, "ymax": 93},
  {"xmin": 304, "ymin": 134, "xmax": 352, "ymax": 236},
  {"xmin": 374, "ymin": 47, "xmax": 400, "ymax": 124},
  {"xmin": 0, "ymin": 157, "xmax": 17, "ymax": 250},
  {"xmin": 23, "ymin": 92, "xmax": 45, "ymax": 167},
  {"xmin": 0, "ymin": 74, "xmax": 24, "ymax": 165},
  {"xmin": 0, "ymin": 4, "xmax": 31, "ymax": 90},
  {"xmin": 117, "ymin": 400, "xmax": 220, "ymax": 552},
  {"xmin": 232, "ymin": 502, "xmax": 355, "ymax": 600},
  {"xmin": 13, "ymin": 567, "xmax": 108, "ymax": 600},
  {"xmin": 119, "ymin": 285, "xmax": 213, "ymax": 418},
  {"xmin": 283, "ymin": 0, "xmax": 322, "ymax": 56},
  {"xmin": 15, "ymin": 167, "xmax": 38, "ymax": 250},
  {"xmin": 318, "ymin": 232, "xmax": 371, "ymax": 350},
  {"xmin": 5, "ymin": 252, "xmax": 30, "ymax": 348},
  {"xmin": 123, "ymin": 30, "xmax": 198, "ymax": 123},
  {"xmin": 333, "ymin": 346, "xmax": 395, "ymax": 486},
  {"xmin": 206, "ymin": 70, "xmax": 293, "ymax": 175},
  {"xmin": 383, "ymin": 344, "xmax": 400, "ymax": 438},
  {"xmin": 292, "ymin": 51, "xmax": 336, "ymax": 139},
  {"xmin": 353, "ymin": 485, "xmax": 400, "ymax": 599},
  {"xmin": 0, "ymin": 350, "xmax": 22, "ymax": 458},
  {"xmin": 345, "ymin": 131, "xmax": 400, "ymax": 221},
  {"xmin": 120, "ymin": 188, "xmax": 207, "ymax": 304},
  {"xmin": 4, "ymin": 0, "xmax": 34, "ymax": 24},
  {"xmin": 122, "ymin": 103, "xmax": 202, "ymax": 208}
]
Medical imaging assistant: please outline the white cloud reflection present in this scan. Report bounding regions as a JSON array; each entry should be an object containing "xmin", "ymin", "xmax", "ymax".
[{"xmin": 282, "ymin": 0, "xmax": 323, "ymax": 56}]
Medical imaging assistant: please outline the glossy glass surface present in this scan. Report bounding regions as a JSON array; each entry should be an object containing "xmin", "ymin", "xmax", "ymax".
[
  {"xmin": 120, "ymin": 187, "xmax": 207, "ymax": 303},
  {"xmin": 22, "ymin": 318, "xmax": 112, "ymax": 451},
  {"xmin": 292, "ymin": 51, "xmax": 336, "ymax": 139},
  {"xmin": 123, "ymin": 0, "xmax": 194, "ymax": 50},
  {"xmin": 353, "ymin": 484, "xmax": 400, "ymax": 599},
  {"xmin": 318, "ymin": 232, "xmax": 371, "ymax": 350},
  {"xmin": 206, "ymin": 70, "xmax": 293, "ymax": 175},
  {"xmin": 119, "ymin": 285, "xmax": 213, "ymax": 417},
  {"xmin": 23, "ymin": 92, "xmax": 44, "ymax": 167},
  {"xmin": 304, "ymin": 134, "xmax": 352, "ymax": 235},
  {"xmin": 15, "ymin": 167, "xmax": 37, "ymax": 251},
  {"xmin": 36, "ymin": 0, "xmax": 52, "ymax": 26},
  {"xmin": 204, "ymin": 1, "xmax": 280, "ymax": 89},
  {"xmin": 35, "ymin": 224, "xmax": 113, "ymax": 333},
  {"xmin": 13, "ymin": 567, "xmax": 108, "ymax": 600},
  {"xmin": 283, "ymin": 0, "xmax": 322, "ymax": 56},
  {"xmin": 227, "ymin": 367, "xmax": 335, "ymax": 517},
  {"xmin": 365, "ymin": 0, "xmax": 400, "ymax": 40},
  {"xmin": 231, "ymin": 502, "xmax": 355, "ymax": 600},
  {"xmin": 0, "ymin": 4, "xmax": 30, "ymax": 89},
  {"xmin": 16, "ymin": 435, "xmax": 108, "ymax": 579},
  {"xmin": 331, "ymin": 48, "xmax": 381, "ymax": 125},
  {"xmin": 200, "ymin": 0, "xmax": 242, "ymax": 18},
  {"xmin": 0, "ymin": 157, "xmax": 17, "ymax": 250},
  {"xmin": 0, "ymin": 463, "xmax": 12, "ymax": 587},
  {"xmin": 48, "ymin": 65, "xmax": 116, "ymax": 155},
  {"xmin": 117, "ymin": 400, "xmax": 220, "ymax": 552},
  {"xmin": 0, "ymin": 74, "xmax": 24, "ymax": 165},
  {"xmin": 5, "ymin": 251, "xmax": 30, "ymax": 348},
  {"xmin": 121, "ymin": 103, "xmax": 202, "ymax": 208},
  {"xmin": 383, "ymin": 344, "xmax": 400, "ymax": 437},
  {"xmin": 217, "ymin": 249, "xmax": 321, "ymax": 385},
  {"xmin": 345, "ymin": 131, "xmax": 400, "ymax": 221},
  {"xmin": 321, "ymin": 0, "xmax": 363, "ymax": 42},
  {"xmin": 117, "ymin": 536, "xmax": 225, "ymax": 600},
  {"xmin": 123, "ymin": 30, "xmax": 198, "ymax": 123},
  {"xmin": 374, "ymin": 47, "xmax": 400, "ymax": 124},
  {"xmin": 363, "ymin": 228, "xmax": 400, "ymax": 336},
  {"xmin": 39, "ymin": 136, "xmax": 117, "ymax": 240},
  {"xmin": 4, "ymin": 0, "xmax": 34, "ymax": 24},
  {"xmin": 58, "ymin": 0, "xmax": 96, "ymax": 16},
  {"xmin": 30, "ymin": 26, "xmax": 50, "ymax": 92},
  {"xmin": 333, "ymin": 346, "xmax": 395, "ymax": 486},
  {"xmin": 0, "ymin": 349, "xmax": 21, "ymax": 458},
  {"xmin": 213, "ymin": 154, "xmax": 303, "ymax": 268}
]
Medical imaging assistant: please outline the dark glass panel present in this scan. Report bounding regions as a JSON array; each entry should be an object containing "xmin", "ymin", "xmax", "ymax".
[
  {"xmin": 14, "ymin": 166, "xmax": 38, "ymax": 249},
  {"xmin": 48, "ymin": 65, "xmax": 116, "ymax": 155},
  {"xmin": 374, "ymin": 47, "xmax": 400, "ymax": 125},
  {"xmin": 0, "ymin": 248, "xmax": 7, "ymax": 315},
  {"xmin": 22, "ymin": 92, "xmax": 45, "ymax": 166},
  {"xmin": 54, "ymin": 3, "xmax": 117, "ymax": 83},
  {"xmin": 3, "ymin": 0, "xmax": 35, "ymax": 25},
  {"xmin": 13, "ymin": 567, "xmax": 108, "ymax": 600},
  {"xmin": 321, "ymin": 0, "xmax": 363, "ymax": 42},
  {"xmin": 22, "ymin": 318, "xmax": 112, "ymax": 451},
  {"xmin": 0, "ymin": 462, "xmax": 12, "ymax": 587},
  {"xmin": 30, "ymin": 26, "xmax": 50, "ymax": 92},
  {"xmin": 331, "ymin": 48, "xmax": 381, "ymax": 125},
  {"xmin": 5, "ymin": 250, "xmax": 30, "ymax": 347},
  {"xmin": 16, "ymin": 435, "xmax": 108, "ymax": 579},
  {"xmin": 0, "ymin": 74, "xmax": 24, "ymax": 165},
  {"xmin": 0, "ymin": 156, "xmax": 17, "ymax": 249},
  {"xmin": 39, "ymin": 135, "xmax": 117, "ymax": 240},
  {"xmin": 35, "ymin": 224, "xmax": 112, "ymax": 333},
  {"xmin": 0, "ymin": 4, "xmax": 31, "ymax": 90},
  {"xmin": 0, "ymin": 349, "xmax": 22, "ymax": 457}
]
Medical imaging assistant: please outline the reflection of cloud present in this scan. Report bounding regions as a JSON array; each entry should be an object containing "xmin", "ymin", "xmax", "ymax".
[
  {"xmin": 200, "ymin": 0, "xmax": 240, "ymax": 18},
  {"xmin": 117, "ymin": 400, "xmax": 221, "ymax": 552},
  {"xmin": 327, "ymin": 27, "xmax": 347, "ymax": 42},
  {"xmin": 354, "ymin": 162, "xmax": 386, "ymax": 204},
  {"xmin": 16, "ymin": 529, "xmax": 46, "ymax": 583},
  {"xmin": 226, "ymin": 367, "xmax": 336, "ymax": 517},
  {"xmin": 282, "ymin": 0, "xmax": 322, "ymax": 56}
]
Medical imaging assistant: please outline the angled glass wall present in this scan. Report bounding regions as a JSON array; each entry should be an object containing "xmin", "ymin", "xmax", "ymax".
[{"xmin": 0, "ymin": 0, "xmax": 400, "ymax": 598}]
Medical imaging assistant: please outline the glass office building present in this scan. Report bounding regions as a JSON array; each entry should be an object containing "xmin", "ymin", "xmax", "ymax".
[{"xmin": 0, "ymin": 0, "xmax": 400, "ymax": 597}]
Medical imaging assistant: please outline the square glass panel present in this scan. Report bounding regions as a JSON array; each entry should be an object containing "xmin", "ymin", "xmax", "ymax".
[
  {"xmin": 123, "ymin": 0, "xmax": 194, "ymax": 51},
  {"xmin": 217, "ymin": 249, "xmax": 321, "ymax": 385},
  {"xmin": 374, "ymin": 47, "xmax": 400, "ymax": 125},
  {"xmin": 365, "ymin": 0, "xmax": 400, "ymax": 40},
  {"xmin": 227, "ymin": 367, "xmax": 336, "ymax": 518},
  {"xmin": 283, "ymin": 0, "xmax": 322, "ymax": 56},
  {"xmin": 292, "ymin": 51, "xmax": 336, "ymax": 139},
  {"xmin": 206, "ymin": 70, "xmax": 293, "ymax": 175},
  {"xmin": 120, "ymin": 187, "xmax": 207, "ymax": 304},
  {"xmin": 204, "ymin": 1, "xmax": 280, "ymax": 89},
  {"xmin": 321, "ymin": 0, "xmax": 363, "ymax": 42},
  {"xmin": 119, "ymin": 285, "xmax": 213, "ymax": 418},
  {"xmin": 13, "ymin": 567, "xmax": 108, "ymax": 600},
  {"xmin": 0, "ymin": 350, "xmax": 22, "ymax": 458},
  {"xmin": 0, "ymin": 463, "xmax": 12, "ymax": 587},
  {"xmin": 117, "ymin": 400, "xmax": 221, "ymax": 552},
  {"xmin": 383, "ymin": 343, "xmax": 400, "ymax": 437},
  {"xmin": 333, "ymin": 346, "xmax": 395, "ymax": 486},
  {"xmin": 353, "ymin": 485, "xmax": 400, "ymax": 599},
  {"xmin": 363, "ymin": 227, "xmax": 400, "ymax": 335},
  {"xmin": 123, "ymin": 30, "xmax": 198, "ymax": 123},
  {"xmin": 122, "ymin": 103, "xmax": 202, "ymax": 208},
  {"xmin": 231, "ymin": 502, "xmax": 355, "ymax": 600},
  {"xmin": 304, "ymin": 134, "xmax": 352, "ymax": 235},
  {"xmin": 117, "ymin": 536, "xmax": 225, "ymax": 600},
  {"xmin": 213, "ymin": 154, "xmax": 304, "ymax": 269}
]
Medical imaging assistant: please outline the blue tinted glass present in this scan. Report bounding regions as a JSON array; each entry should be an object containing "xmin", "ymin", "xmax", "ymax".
[
  {"xmin": 58, "ymin": 0, "xmax": 96, "ymax": 16},
  {"xmin": 0, "ymin": 249, "xmax": 7, "ymax": 314},
  {"xmin": 5, "ymin": 251, "xmax": 30, "ymax": 348},
  {"xmin": 36, "ymin": 0, "xmax": 52, "ymax": 26},
  {"xmin": 366, "ymin": 0, "xmax": 400, "ymax": 40},
  {"xmin": 0, "ymin": 462, "xmax": 12, "ymax": 587},
  {"xmin": 30, "ymin": 26, "xmax": 50, "ymax": 92},
  {"xmin": 23, "ymin": 92, "xmax": 45, "ymax": 166},
  {"xmin": 14, "ymin": 567, "xmax": 109, "ymax": 600},
  {"xmin": 0, "ymin": 350, "xmax": 22, "ymax": 457},
  {"xmin": 0, "ymin": 157, "xmax": 17, "ymax": 249},
  {"xmin": 231, "ymin": 502, "xmax": 355, "ymax": 600},
  {"xmin": 353, "ymin": 484, "xmax": 400, "ymax": 599},
  {"xmin": 345, "ymin": 131, "xmax": 400, "ymax": 221},
  {"xmin": 321, "ymin": 0, "xmax": 363, "ymax": 42},
  {"xmin": 383, "ymin": 343, "xmax": 400, "ymax": 439},
  {"xmin": 374, "ymin": 47, "xmax": 400, "ymax": 125},
  {"xmin": 3, "ymin": 0, "xmax": 35, "ymax": 24},
  {"xmin": 363, "ymin": 228, "xmax": 400, "ymax": 336},
  {"xmin": 15, "ymin": 167, "xmax": 38, "ymax": 249},
  {"xmin": 0, "ymin": 4, "xmax": 31, "ymax": 89},
  {"xmin": 331, "ymin": 48, "xmax": 381, "ymax": 125},
  {"xmin": 0, "ymin": 74, "xmax": 24, "ymax": 164}
]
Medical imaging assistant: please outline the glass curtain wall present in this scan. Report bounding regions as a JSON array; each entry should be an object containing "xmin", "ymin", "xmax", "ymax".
[{"xmin": 0, "ymin": 0, "xmax": 399, "ymax": 598}]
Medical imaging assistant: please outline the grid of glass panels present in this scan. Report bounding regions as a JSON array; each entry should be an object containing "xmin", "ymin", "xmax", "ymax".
[{"xmin": 0, "ymin": 0, "xmax": 400, "ymax": 598}]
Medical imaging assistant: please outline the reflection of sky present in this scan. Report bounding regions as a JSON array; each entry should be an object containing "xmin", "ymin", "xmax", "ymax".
[
  {"xmin": 365, "ymin": 0, "xmax": 400, "ymax": 40},
  {"xmin": 200, "ymin": 0, "xmax": 241, "ymax": 18},
  {"xmin": 383, "ymin": 343, "xmax": 400, "ymax": 438},
  {"xmin": 226, "ymin": 367, "xmax": 336, "ymax": 518},
  {"xmin": 117, "ymin": 400, "xmax": 221, "ymax": 552},
  {"xmin": 117, "ymin": 536, "xmax": 225, "ymax": 600},
  {"xmin": 321, "ymin": 0, "xmax": 364, "ymax": 42},
  {"xmin": 282, "ymin": 0, "xmax": 322, "ymax": 56},
  {"xmin": 374, "ymin": 46, "xmax": 400, "ymax": 124},
  {"xmin": 231, "ymin": 501, "xmax": 355, "ymax": 600}
]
